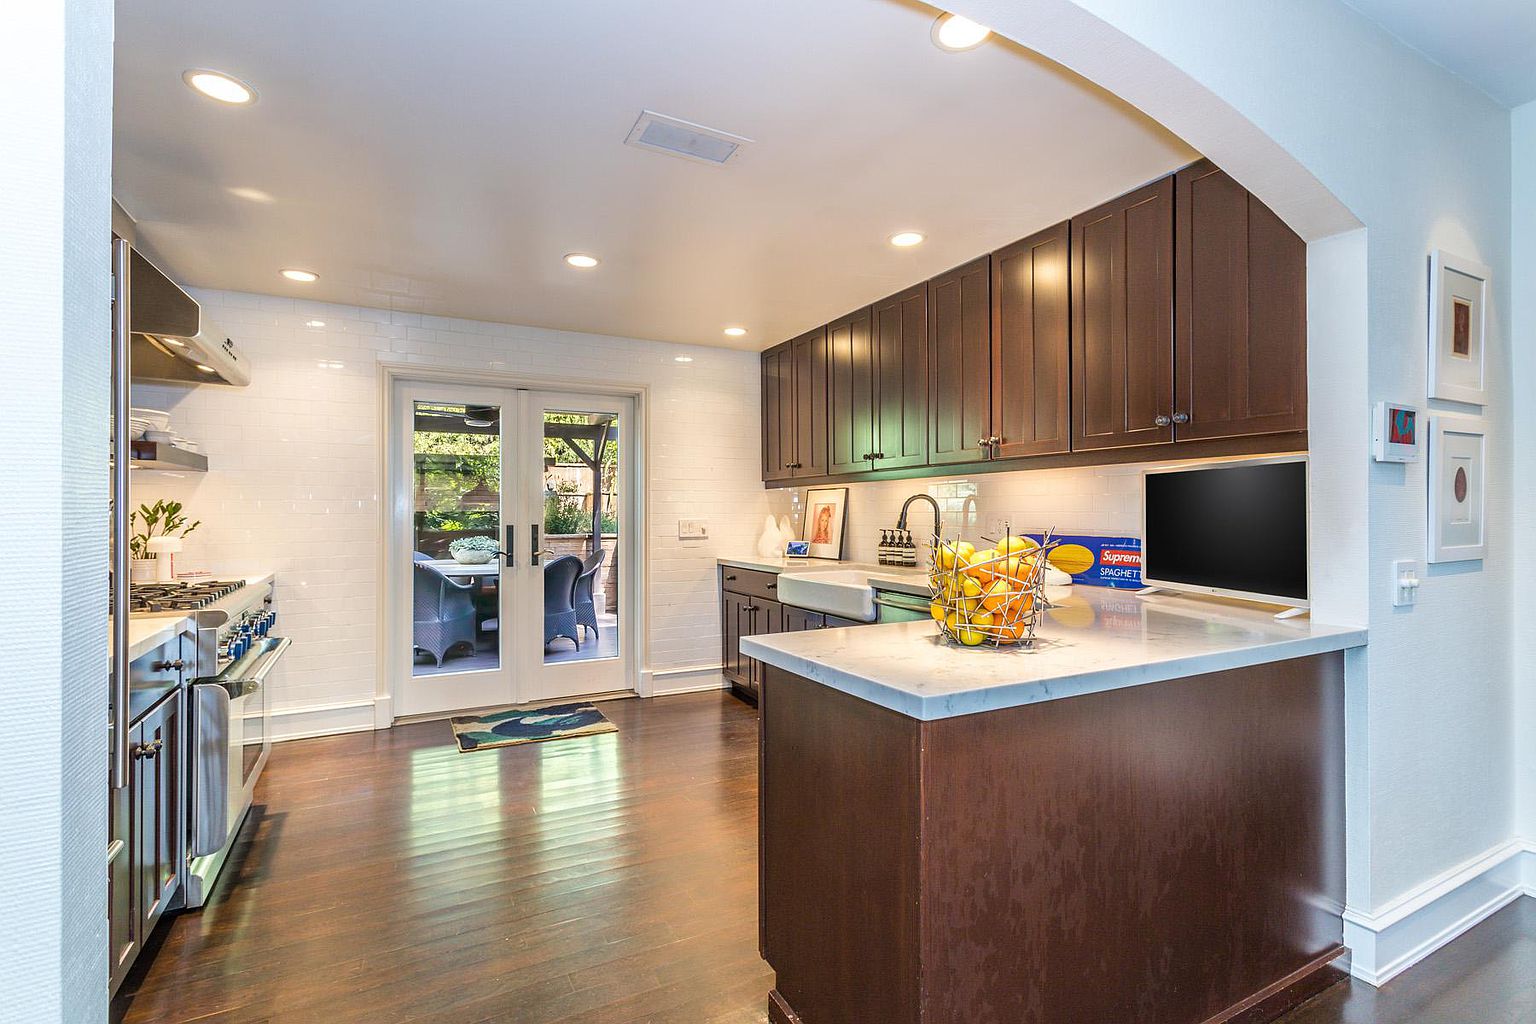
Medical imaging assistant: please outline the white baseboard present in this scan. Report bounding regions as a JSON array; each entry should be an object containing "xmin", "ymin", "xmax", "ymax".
[
  {"xmin": 645, "ymin": 663, "xmax": 728, "ymax": 697},
  {"xmin": 1343, "ymin": 840, "xmax": 1536, "ymax": 986},
  {"xmin": 271, "ymin": 698, "xmax": 378, "ymax": 742}
]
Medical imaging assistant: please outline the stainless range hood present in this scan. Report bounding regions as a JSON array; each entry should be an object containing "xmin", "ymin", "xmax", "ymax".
[{"xmin": 129, "ymin": 247, "xmax": 250, "ymax": 387}]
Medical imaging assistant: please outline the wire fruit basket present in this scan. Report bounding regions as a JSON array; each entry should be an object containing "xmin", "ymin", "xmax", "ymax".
[{"xmin": 928, "ymin": 529, "xmax": 1059, "ymax": 648}]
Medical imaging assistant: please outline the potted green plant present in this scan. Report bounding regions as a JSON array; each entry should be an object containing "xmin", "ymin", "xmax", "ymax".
[
  {"xmin": 129, "ymin": 499, "xmax": 201, "ymax": 582},
  {"xmin": 448, "ymin": 534, "xmax": 500, "ymax": 565}
]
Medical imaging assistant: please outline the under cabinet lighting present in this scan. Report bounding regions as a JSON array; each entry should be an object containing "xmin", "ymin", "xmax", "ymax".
[
  {"xmin": 931, "ymin": 13, "xmax": 991, "ymax": 52},
  {"xmin": 281, "ymin": 268, "xmax": 319, "ymax": 282},
  {"xmin": 183, "ymin": 69, "xmax": 257, "ymax": 105}
]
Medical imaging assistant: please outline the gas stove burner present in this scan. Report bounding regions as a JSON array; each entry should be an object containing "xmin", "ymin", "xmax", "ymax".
[{"xmin": 128, "ymin": 579, "xmax": 248, "ymax": 613}]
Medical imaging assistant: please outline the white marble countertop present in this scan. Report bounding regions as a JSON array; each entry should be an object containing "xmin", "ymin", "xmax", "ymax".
[
  {"xmin": 741, "ymin": 587, "xmax": 1367, "ymax": 720},
  {"xmin": 718, "ymin": 554, "xmax": 839, "ymax": 573}
]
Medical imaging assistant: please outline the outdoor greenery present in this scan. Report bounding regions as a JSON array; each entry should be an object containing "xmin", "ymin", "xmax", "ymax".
[{"xmin": 413, "ymin": 411, "xmax": 618, "ymax": 538}]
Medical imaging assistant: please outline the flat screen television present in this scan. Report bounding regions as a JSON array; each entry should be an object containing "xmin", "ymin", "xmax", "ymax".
[{"xmin": 1141, "ymin": 456, "xmax": 1309, "ymax": 607}]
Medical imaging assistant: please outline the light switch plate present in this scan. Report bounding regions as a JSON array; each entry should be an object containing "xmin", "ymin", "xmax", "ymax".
[
  {"xmin": 677, "ymin": 519, "xmax": 708, "ymax": 540},
  {"xmin": 1391, "ymin": 559, "xmax": 1421, "ymax": 607}
]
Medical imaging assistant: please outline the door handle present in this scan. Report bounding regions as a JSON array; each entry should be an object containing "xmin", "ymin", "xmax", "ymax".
[
  {"xmin": 503, "ymin": 523, "xmax": 515, "ymax": 567},
  {"xmin": 531, "ymin": 524, "xmax": 542, "ymax": 565}
]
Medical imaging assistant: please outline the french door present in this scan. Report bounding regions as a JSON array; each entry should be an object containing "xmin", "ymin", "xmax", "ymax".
[{"xmin": 392, "ymin": 381, "xmax": 633, "ymax": 718}]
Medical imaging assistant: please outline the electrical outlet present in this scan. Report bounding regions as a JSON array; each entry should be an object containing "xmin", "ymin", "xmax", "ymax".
[
  {"xmin": 677, "ymin": 519, "xmax": 708, "ymax": 541},
  {"xmin": 1391, "ymin": 559, "xmax": 1420, "ymax": 608},
  {"xmin": 987, "ymin": 517, "xmax": 1012, "ymax": 539}
]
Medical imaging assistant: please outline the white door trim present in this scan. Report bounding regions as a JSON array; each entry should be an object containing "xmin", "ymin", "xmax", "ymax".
[{"xmin": 377, "ymin": 362, "xmax": 650, "ymax": 725}]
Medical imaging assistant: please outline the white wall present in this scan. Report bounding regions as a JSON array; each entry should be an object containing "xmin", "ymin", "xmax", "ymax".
[
  {"xmin": 1513, "ymin": 100, "xmax": 1536, "ymax": 839},
  {"xmin": 0, "ymin": 0, "xmax": 112, "ymax": 1020},
  {"xmin": 133, "ymin": 292, "xmax": 773, "ymax": 738},
  {"xmin": 960, "ymin": 0, "xmax": 1516, "ymax": 921}
]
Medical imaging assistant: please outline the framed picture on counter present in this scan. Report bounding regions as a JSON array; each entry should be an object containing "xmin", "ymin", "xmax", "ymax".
[
  {"xmin": 1427, "ymin": 249, "xmax": 1489, "ymax": 405},
  {"xmin": 1427, "ymin": 414, "xmax": 1486, "ymax": 564},
  {"xmin": 802, "ymin": 487, "xmax": 848, "ymax": 560}
]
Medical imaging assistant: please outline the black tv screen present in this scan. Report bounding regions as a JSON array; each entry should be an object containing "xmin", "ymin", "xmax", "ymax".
[{"xmin": 1143, "ymin": 459, "xmax": 1308, "ymax": 603}]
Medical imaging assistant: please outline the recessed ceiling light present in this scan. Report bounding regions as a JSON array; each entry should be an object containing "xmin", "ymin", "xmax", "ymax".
[
  {"xmin": 226, "ymin": 186, "xmax": 274, "ymax": 203},
  {"xmin": 564, "ymin": 253, "xmax": 600, "ymax": 269},
  {"xmin": 159, "ymin": 336, "xmax": 186, "ymax": 348},
  {"xmin": 674, "ymin": 356, "xmax": 694, "ymax": 363},
  {"xmin": 195, "ymin": 363, "xmax": 217, "ymax": 374},
  {"xmin": 931, "ymin": 13, "xmax": 992, "ymax": 52},
  {"xmin": 723, "ymin": 327, "xmax": 748, "ymax": 338},
  {"xmin": 280, "ymin": 268, "xmax": 318, "ymax": 282},
  {"xmin": 304, "ymin": 319, "xmax": 326, "ymax": 328},
  {"xmin": 889, "ymin": 231, "xmax": 926, "ymax": 248},
  {"xmin": 182, "ymin": 69, "xmax": 257, "ymax": 105}
]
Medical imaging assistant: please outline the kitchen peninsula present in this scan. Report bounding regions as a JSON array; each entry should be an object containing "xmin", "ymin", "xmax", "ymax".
[{"xmin": 744, "ymin": 589, "xmax": 1366, "ymax": 1024}]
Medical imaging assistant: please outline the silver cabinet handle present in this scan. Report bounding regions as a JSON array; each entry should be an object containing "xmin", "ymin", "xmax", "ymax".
[
  {"xmin": 1172, "ymin": 412, "xmax": 1190, "ymax": 424},
  {"xmin": 1154, "ymin": 415, "xmax": 1172, "ymax": 427},
  {"xmin": 111, "ymin": 238, "xmax": 132, "ymax": 792}
]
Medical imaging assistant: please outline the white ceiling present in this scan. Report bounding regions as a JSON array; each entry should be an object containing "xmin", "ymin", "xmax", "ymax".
[
  {"xmin": 1344, "ymin": 0, "xmax": 1536, "ymax": 108},
  {"xmin": 114, "ymin": 0, "xmax": 1196, "ymax": 351}
]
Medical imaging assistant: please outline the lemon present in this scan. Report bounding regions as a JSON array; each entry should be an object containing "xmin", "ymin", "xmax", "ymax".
[
  {"xmin": 956, "ymin": 625, "xmax": 986, "ymax": 646},
  {"xmin": 970, "ymin": 609, "xmax": 996, "ymax": 629},
  {"xmin": 929, "ymin": 600, "xmax": 947, "ymax": 622},
  {"xmin": 980, "ymin": 578, "xmax": 1013, "ymax": 612},
  {"xmin": 959, "ymin": 576, "xmax": 984, "ymax": 599},
  {"xmin": 936, "ymin": 543, "xmax": 959, "ymax": 571},
  {"xmin": 1001, "ymin": 535, "xmax": 1038, "ymax": 555}
]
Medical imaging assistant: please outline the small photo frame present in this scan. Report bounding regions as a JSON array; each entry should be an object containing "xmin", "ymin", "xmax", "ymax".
[
  {"xmin": 1427, "ymin": 250, "xmax": 1489, "ymax": 405},
  {"xmin": 784, "ymin": 540, "xmax": 810, "ymax": 558},
  {"xmin": 801, "ymin": 487, "xmax": 849, "ymax": 560},
  {"xmin": 1427, "ymin": 414, "xmax": 1486, "ymax": 564},
  {"xmin": 1372, "ymin": 401, "xmax": 1420, "ymax": 463}
]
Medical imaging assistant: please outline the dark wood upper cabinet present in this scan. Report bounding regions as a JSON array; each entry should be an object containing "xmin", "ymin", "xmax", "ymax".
[
  {"xmin": 761, "ymin": 328, "xmax": 829, "ymax": 482},
  {"xmin": 872, "ymin": 284, "xmax": 929, "ymax": 470},
  {"xmin": 790, "ymin": 327, "xmax": 829, "ymax": 478},
  {"xmin": 929, "ymin": 257, "xmax": 992, "ymax": 466},
  {"xmin": 827, "ymin": 307, "xmax": 876, "ymax": 476},
  {"xmin": 1071, "ymin": 176, "xmax": 1175, "ymax": 451},
  {"xmin": 993, "ymin": 223, "xmax": 1071, "ymax": 460},
  {"xmin": 761, "ymin": 343, "xmax": 794, "ymax": 483},
  {"xmin": 1175, "ymin": 160, "xmax": 1307, "ymax": 440}
]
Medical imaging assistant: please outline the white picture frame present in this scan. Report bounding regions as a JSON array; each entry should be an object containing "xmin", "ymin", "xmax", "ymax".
[
  {"xmin": 1427, "ymin": 249, "xmax": 1489, "ymax": 405},
  {"xmin": 801, "ymin": 487, "xmax": 848, "ymax": 560},
  {"xmin": 1426, "ymin": 414, "xmax": 1486, "ymax": 564}
]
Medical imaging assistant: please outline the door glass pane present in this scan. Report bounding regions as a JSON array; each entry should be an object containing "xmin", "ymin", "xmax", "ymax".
[
  {"xmin": 543, "ymin": 409, "xmax": 619, "ymax": 665},
  {"xmin": 411, "ymin": 401, "xmax": 500, "ymax": 677}
]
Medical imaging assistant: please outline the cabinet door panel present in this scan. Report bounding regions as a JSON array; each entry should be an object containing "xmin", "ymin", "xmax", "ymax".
[
  {"xmin": 723, "ymin": 591, "xmax": 750, "ymax": 685},
  {"xmin": 782, "ymin": 606, "xmax": 826, "ymax": 632},
  {"xmin": 993, "ymin": 224, "xmax": 1071, "ymax": 459},
  {"xmin": 749, "ymin": 598, "xmax": 784, "ymax": 691},
  {"xmin": 872, "ymin": 284, "xmax": 929, "ymax": 470},
  {"xmin": 108, "ymin": 725, "xmax": 140, "ymax": 993},
  {"xmin": 929, "ymin": 257, "xmax": 992, "ymax": 466},
  {"xmin": 1072, "ymin": 177, "xmax": 1174, "ymax": 451},
  {"xmin": 828, "ymin": 308, "xmax": 876, "ymax": 476},
  {"xmin": 791, "ymin": 327, "xmax": 829, "ymax": 478},
  {"xmin": 762, "ymin": 344, "xmax": 794, "ymax": 482},
  {"xmin": 136, "ymin": 696, "xmax": 180, "ymax": 934},
  {"xmin": 1175, "ymin": 160, "xmax": 1307, "ymax": 440}
]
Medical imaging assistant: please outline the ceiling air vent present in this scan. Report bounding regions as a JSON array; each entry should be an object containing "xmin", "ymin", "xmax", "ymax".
[{"xmin": 624, "ymin": 110, "xmax": 752, "ymax": 166}]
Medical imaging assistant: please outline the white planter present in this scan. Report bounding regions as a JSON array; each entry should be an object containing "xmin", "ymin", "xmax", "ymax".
[{"xmin": 130, "ymin": 557, "xmax": 157, "ymax": 583}]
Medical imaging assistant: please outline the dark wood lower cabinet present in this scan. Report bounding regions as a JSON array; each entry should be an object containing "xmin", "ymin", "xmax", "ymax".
[
  {"xmin": 760, "ymin": 654, "xmax": 1347, "ymax": 1024},
  {"xmin": 722, "ymin": 567, "xmax": 872, "ymax": 705}
]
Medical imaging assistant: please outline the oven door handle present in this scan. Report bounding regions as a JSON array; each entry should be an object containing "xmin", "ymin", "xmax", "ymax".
[{"xmin": 216, "ymin": 636, "xmax": 291, "ymax": 695}]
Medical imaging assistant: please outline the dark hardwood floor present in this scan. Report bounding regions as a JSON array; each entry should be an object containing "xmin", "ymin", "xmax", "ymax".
[{"xmin": 114, "ymin": 691, "xmax": 1535, "ymax": 1024}]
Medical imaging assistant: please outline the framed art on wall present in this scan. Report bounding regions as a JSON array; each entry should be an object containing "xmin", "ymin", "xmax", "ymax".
[
  {"xmin": 1427, "ymin": 250, "xmax": 1489, "ymax": 405},
  {"xmin": 1427, "ymin": 414, "xmax": 1486, "ymax": 564},
  {"xmin": 801, "ymin": 487, "xmax": 848, "ymax": 560}
]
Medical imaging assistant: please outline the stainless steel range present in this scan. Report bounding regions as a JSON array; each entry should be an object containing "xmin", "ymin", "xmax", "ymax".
[{"xmin": 150, "ymin": 577, "xmax": 290, "ymax": 908}]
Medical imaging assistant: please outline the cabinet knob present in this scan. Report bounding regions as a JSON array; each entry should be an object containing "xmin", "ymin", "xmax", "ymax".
[
  {"xmin": 725, "ymin": 574, "xmax": 737, "ymax": 581},
  {"xmin": 767, "ymin": 582, "xmax": 777, "ymax": 590},
  {"xmin": 1154, "ymin": 415, "xmax": 1172, "ymax": 427},
  {"xmin": 976, "ymin": 437, "xmax": 991, "ymax": 448},
  {"xmin": 988, "ymin": 436, "xmax": 1001, "ymax": 447},
  {"xmin": 1172, "ymin": 412, "xmax": 1190, "ymax": 425}
]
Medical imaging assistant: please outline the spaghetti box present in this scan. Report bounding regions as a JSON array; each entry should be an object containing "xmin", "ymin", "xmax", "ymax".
[{"xmin": 1024, "ymin": 534, "xmax": 1143, "ymax": 589}]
